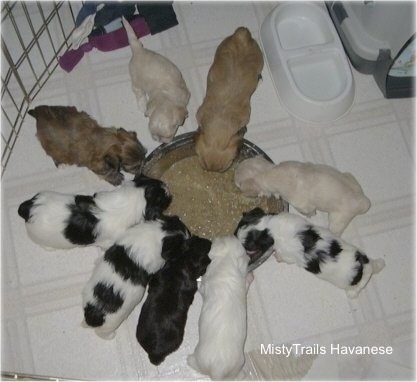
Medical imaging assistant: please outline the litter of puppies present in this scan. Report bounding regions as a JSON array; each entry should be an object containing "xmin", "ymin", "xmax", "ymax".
[{"xmin": 18, "ymin": 23, "xmax": 384, "ymax": 381}]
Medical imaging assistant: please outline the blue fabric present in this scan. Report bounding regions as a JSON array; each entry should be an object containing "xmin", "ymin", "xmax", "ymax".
[
  {"xmin": 75, "ymin": 2, "xmax": 102, "ymax": 28},
  {"xmin": 93, "ymin": 2, "xmax": 136, "ymax": 27}
]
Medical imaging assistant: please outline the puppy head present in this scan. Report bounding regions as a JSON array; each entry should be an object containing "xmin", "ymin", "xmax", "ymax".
[
  {"xmin": 234, "ymin": 208, "xmax": 274, "ymax": 266},
  {"xmin": 194, "ymin": 125, "xmax": 245, "ymax": 172},
  {"xmin": 132, "ymin": 174, "xmax": 172, "ymax": 219},
  {"xmin": 184, "ymin": 236, "xmax": 212, "ymax": 278},
  {"xmin": 148, "ymin": 101, "xmax": 188, "ymax": 143},
  {"xmin": 116, "ymin": 128, "xmax": 147, "ymax": 173},
  {"xmin": 209, "ymin": 236, "xmax": 249, "ymax": 276},
  {"xmin": 93, "ymin": 128, "xmax": 146, "ymax": 186},
  {"xmin": 234, "ymin": 156, "xmax": 274, "ymax": 197}
]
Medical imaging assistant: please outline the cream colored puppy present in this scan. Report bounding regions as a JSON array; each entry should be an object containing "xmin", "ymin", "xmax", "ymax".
[
  {"xmin": 123, "ymin": 17, "xmax": 190, "ymax": 143},
  {"xmin": 235, "ymin": 156, "xmax": 371, "ymax": 235},
  {"xmin": 195, "ymin": 27, "xmax": 264, "ymax": 172},
  {"xmin": 187, "ymin": 236, "xmax": 252, "ymax": 380}
]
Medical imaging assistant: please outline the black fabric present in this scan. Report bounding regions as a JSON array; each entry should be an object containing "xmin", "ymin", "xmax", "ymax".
[{"xmin": 137, "ymin": 2, "xmax": 178, "ymax": 35}]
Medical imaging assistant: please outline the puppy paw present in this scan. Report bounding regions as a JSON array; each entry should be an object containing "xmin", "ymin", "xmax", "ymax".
[
  {"xmin": 187, "ymin": 354, "xmax": 199, "ymax": 372},
  {"xmin": 95, "ymin": 329, "xmax": 116, "ymax": 340},
  {"xmin": 371, "ymin": 258, "xmax": 386, "ymax": 274},
  {"xmin": 345, "ymin": 289, "xmax": 359, "ymax": 299},
  {"xmin": 273, "ymin": 252, "xmax": 283, "ymax": 262}
]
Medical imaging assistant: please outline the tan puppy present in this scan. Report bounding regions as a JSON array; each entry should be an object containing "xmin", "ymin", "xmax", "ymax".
[
  {"xmin": 235, "ymin": 156, "xmax": 371, "ymax": 235},
  {"xmin": 28, "ymin": 105, "xmax": 147, "ymax": 185},
  {"xmin": 123, "ymin": 17, "xmax": 190, "ymax": 143},
  {"xmin": 195, "ymin": 27, "xmax": 264, "ymax": 172}
]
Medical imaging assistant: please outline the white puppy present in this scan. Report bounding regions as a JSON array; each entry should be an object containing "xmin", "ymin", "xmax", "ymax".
[
  {"xmin": 187, "ymin": 236, "xmax": 252, "ymax": 380},
  {"xmin": 123, "ymin": 17, "xmax": 190, "ymax": 143},
  {"xmin": 17, "ymin": 174, "xmax": 172, "ymax": 250},
  {"xmin": 235, "ymin": 208, "xmax": 385, "ymax": 298},
  {"xmin": 82, "ymin": 215, "xmax": 190, "ymax": 339},
  {"xmin": 234, "ymin": 157, "xmax": 371, "ymax": 235}
]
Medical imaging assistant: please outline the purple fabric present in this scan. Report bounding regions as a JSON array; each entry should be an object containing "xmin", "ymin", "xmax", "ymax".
[{"xmin": 59, "ymin": 16, "xmax": 150, "ymax": 73}]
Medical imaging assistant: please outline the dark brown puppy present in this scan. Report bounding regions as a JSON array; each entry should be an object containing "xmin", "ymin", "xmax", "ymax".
[{"xmin": 28, "ymin": 105, "xmax": 147, "ymax": 185}]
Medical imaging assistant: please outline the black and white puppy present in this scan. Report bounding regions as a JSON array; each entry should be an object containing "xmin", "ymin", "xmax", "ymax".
[
  {"xmin": 235, "ymin": 208, "xmax": 385, "ymax": 298},
  {"xmin": 137, "ymin": 235, "xmax": 212, "ymax": 365},
  {"xmin": 82, "ymin": 214, "xmax": 191, "ymax": 339},
  {"xmin": 17, "ymin": 174, "xmax": 172, "ymax": 250}
]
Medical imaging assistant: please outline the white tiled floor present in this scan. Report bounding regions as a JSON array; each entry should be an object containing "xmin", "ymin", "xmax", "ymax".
[{"xmin": 2, "ymin": 2, "xmax": 415, "ymax": 380}]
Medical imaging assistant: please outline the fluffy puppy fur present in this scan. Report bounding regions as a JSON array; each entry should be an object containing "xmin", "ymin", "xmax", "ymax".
[
  {"xmin": 187, "ymin": 236, "xmax": 252, "ymax": 380},
  {"xmin": 235, "ymin": 208, "xmax": 385, "ymax": 298},
  {"xmin": 82, "ymin": 215, "xmax": 191, "ymax": 339},
  {"xmin": 17, "ymin": 174, "xmax": 172, "ymax": 250},
  {"xmin": 235, "ymin": 157, "xmax": 371, "ymax": 235},
  {"xmin": 137, "ymin": 235, "xmax": 212, "ymax": 365},
  {"xmin": 28, "ymin": 105, "xmax": 147, "ymax": 185},
  {"xmin": 123, "ymin": 17, "xmax": 190, "ymax": 143},
  {"xmin": 194, "ymin": 27, "xmax": 264, "ymax": 172}
]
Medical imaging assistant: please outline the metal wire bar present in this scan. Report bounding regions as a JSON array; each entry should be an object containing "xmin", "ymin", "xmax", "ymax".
[
  {"xmin": 1, "ymin": 370, "xmax": 84, "ymax": 380},
  {"xmin": 1, "ymin": 1, "xmax": 79, "ymax": 176}
]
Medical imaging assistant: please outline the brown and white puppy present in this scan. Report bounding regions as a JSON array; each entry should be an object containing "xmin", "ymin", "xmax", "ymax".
[
  {"xmin": 123, "ymin": 17, "xmax": 190, "ymax": 143},
  {"xmin": 195, "ymin": 27, "xmax": 264, "ymax": 172},
  {"xmin": 28, "ymin": 105, "xmax": 147, "ymax": 185}
]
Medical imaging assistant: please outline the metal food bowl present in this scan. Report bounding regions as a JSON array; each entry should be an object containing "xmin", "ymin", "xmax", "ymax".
[{"xmin": 143, "ymin": 132, "xmax": 288, "ymax": 271}]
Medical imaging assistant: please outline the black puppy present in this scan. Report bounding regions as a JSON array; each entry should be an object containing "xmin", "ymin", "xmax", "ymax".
[{"xmin": 137, "ymin": 235, "xmax": 212, "ymax": 365}]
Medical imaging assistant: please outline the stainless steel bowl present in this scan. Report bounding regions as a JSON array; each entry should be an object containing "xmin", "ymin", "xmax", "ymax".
[{"xmin": 143, "ymin": 132, "xmax": 288, "ymax": 271}]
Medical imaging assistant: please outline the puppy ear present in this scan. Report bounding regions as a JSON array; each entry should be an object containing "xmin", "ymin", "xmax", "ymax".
[
  {"xmin": 235, "ymin": 207, "xmax": 266, "ymax": 231},
  {"xmin": 237, "ymin": 178, "xmax": 262, "ymax": 197},
  {"xmin": 118, "ymin": 127, "xmax": 138, "ymax": 139},
  {"xmin": 182, "ymin": 236, "xmax": 212, "ymax": 276},
  {"xmin": 145, "ymin": 99, "xmax": 157, "ymax": 118},
  {"xmin": 98, "ymin": 145, "xmax": 124, "ymax": 185},
  {"xmin": 237, "ymin": 126, "xmax": 247, "ymax": 137},
  {"xmin": 196, "ymin": 104, "xmax": 215, "ymax": 128},
  {"xmin": 161, "ymin": 235, "xmax": 186, "ymax": 260},
  {"xmin": 144, "ymin": 181, "xmax": 172, "ymax": 220},
  {"xmin": 221, "ymin": 133, "xmax": 244, "ymax": 166},
  {"xmin": 173, "ymin": 106, "xmax": 188, "ymax": 127},
  {"xmin": 103, "ymin": 151, "xmax": 121, "ymax": 173}
]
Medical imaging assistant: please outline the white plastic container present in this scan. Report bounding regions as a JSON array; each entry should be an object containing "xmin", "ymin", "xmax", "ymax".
[{"xmin": 260, "ymin": 2, "xmax": 355, "ymax": 123}]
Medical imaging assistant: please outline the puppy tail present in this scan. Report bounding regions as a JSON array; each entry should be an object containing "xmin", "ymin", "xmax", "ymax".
[
  {"xmin": 122, "ymin": 16, "xmax": 143, "ymax": 52},
  {"xmin": 234, "ymin": 26, "xmax": 252, "ymax": 45},
  {"xmin": 18, "ymin": 198, "xmax": 36, "ymax": 222},
  {"xmin": 27, "ymin": 105, "xmax": 50, "ymax": 119},
  {"xmin": 27, "ymin": 108, "xmax": 37, "ymax": 118},
  {"xmin": 148, "ymin": 353, "xmax": 165, "ymax": 366}
]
